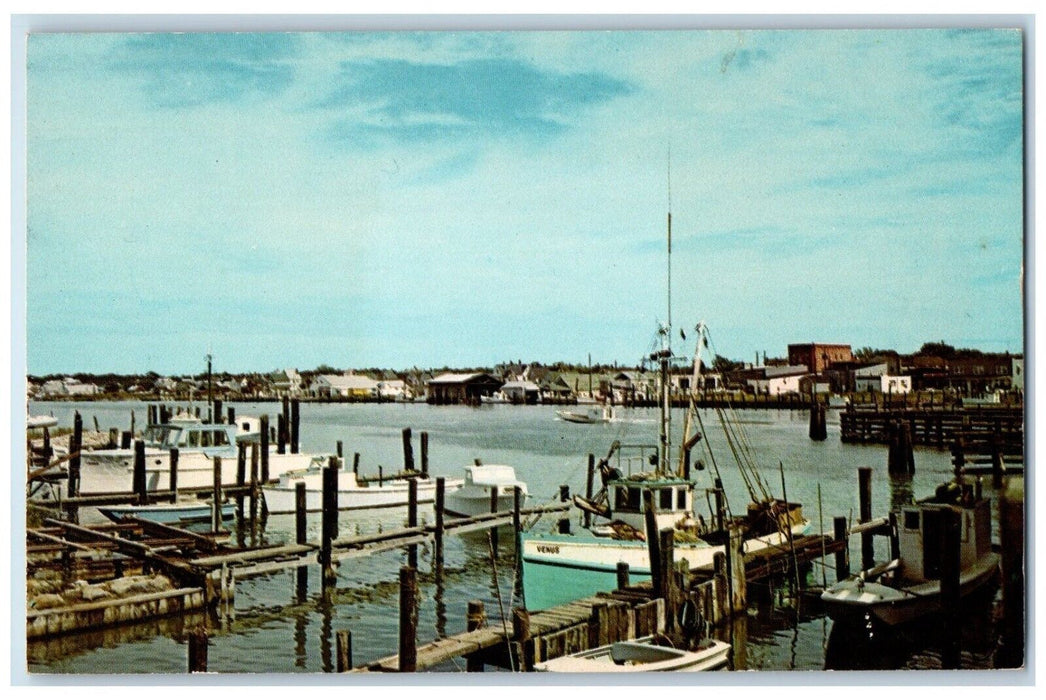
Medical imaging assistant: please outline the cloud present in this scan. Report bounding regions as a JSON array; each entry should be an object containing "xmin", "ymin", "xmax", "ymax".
[
  {"xmin": 107, "ymin": 33, "xmax": 299, "ymax": 107},
  {"xmin": 316, "ymin": 57, "xmax": 632, "ymax": 145}
]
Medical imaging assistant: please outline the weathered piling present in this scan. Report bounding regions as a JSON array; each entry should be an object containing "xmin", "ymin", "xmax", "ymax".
[
  {"xmin": 887, "ymin": 420, "xmax": 915, "ymax": 475},
  {"xmin": 643, "ymin": 491, "xmax": 662, "ymax": 594},
  {"xmin": 259, "ymin": 415, "xmax": 270, "ymax": 483},
  {"xmin": 512, "ymin": 486, "xmax": 523, "ymax": 592},
  {"xmin": 616, "ymin": 561, "xmax": 630, "ymax": 589},
  {"xmin": 584, "ymin": 454, "xmax": 595, "ymax": 528},
  {"xmin": 211, "ymin": 456, "xmax": 223, "ymax": 532},
  {"xmin": 659, "ymin": 528, "xmax": 676, "ymax": 632},
  {"xmin": 939, "ymin": 506, "xmax": 962, "ymax": 669},
  {"xmin": 488, "ymin": 487, "xmax": 499, "ymax": 557},
  {"xmin": 188, "ymin": 627, "xmax": 208, "ymax": 673},
  {"xmin": 120, "ymin": 430, "xmax": 132, "ymax": 449},
  {"xmin": 809, "ymin": 402, "xmax": 827, "ymax": 441},
  {"xmin": 249, "ymin": 445, "xmax": 260, "ymax": 534},
  {"xmin": 290, "ymin": 399, "xmax": 300, "ymax": 454},
  {"xmin": 337, "ymin": 630, "xmax": 353, "ymax": 673},
  {"xmin": 320, "ymin": 458, "xmax": 339, "ymax": 584},
  {"xmin": 858, "ymin": 467, "xmax": 874, "ymax": 571},
  {"xmin": 465, "ymin": 601, "xmax": 486, "ymax": 672},
  {"xmin": 726, "ymin": 525, "xmax": 747, "ymax": 614},
  {"xmin": 352, "ymin": 453, "xmax": 360, "ymax": 479},
  {"xmin": 68, "ymin": 412, "xmax": 83, "ymax": 498},
  {"xmin": 557, "ymin": 485, "xmax": 571, "ymax": 534},
  {"xmin": 169, "ymin": 448, "xmax": 180, "ymax": 503},
  {"xmin": 407, "ymin": 478, "xmax": 419, "ymax": 569},
  {"xmin": 133, "ymin": 440, "xmax": 147, "ymax": 505},
  {"xmin": 512, "ymin": 607, "xmax": 532, "ymax": 672},
  {"xmin": 398, "ymin": 566, "xmax": 418, "ymax": 672},
  {"xmin": 295, "ymin": 480, "xmax": 308, "ymax": 598},
  {"xmin": 433, "ymin": 477, "xmax": 446, "ymax": 579},
  {"xmin": 420, "ymin": 432, "xmax": 429, "ymax": 476},
  {"xmin": 998, "ymin": 476, "xmax": 1024, "ymax": 669},
  {"xmin": 402, "ymin": 428, "xmax": 415, "ymax": 472},
  {"xmin": 277, "ymin": 414, "xmax": 287, "ymax": 454}
]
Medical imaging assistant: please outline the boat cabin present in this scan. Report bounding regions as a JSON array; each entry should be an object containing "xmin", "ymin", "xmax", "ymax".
[
  {"xmin": 604, "ymin": 475, "xmax": 694, "ymax": 532},
  {"xmin": 141, "ymin": 422, "xmax": 238, "ymax": 451},
  {"xmin": 896, "ymin": 483, "xmax": 993, "ymax": 584}
]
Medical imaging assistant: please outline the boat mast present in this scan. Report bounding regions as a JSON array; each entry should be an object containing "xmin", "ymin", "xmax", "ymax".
[{"xmin": 659, "ymin": 155, "xmax": 672, "ymax": 475}]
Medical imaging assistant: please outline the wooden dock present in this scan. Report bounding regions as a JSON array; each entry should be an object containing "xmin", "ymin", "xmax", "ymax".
[{"xmin": 840, "ymin": 405, "xmax": 1023, "ymax": 450}]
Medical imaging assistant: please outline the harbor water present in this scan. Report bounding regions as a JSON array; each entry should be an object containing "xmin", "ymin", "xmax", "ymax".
[{"xmin": 24, "ymin": 400, "xmax": 1005, "ymax": 674}]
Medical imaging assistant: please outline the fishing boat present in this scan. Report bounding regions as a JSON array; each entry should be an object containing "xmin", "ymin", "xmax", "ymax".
[
  {"xmin": 98, "ymin": 500, "xmax": 236, "ymax": 525},
  {"xmin": 522, "ymin": 201, "xmax": 808, "ymax": 612},
  {"xmin": 820, "ymin": 478, "xmax": 1000, "ymax": 627},
  {"xmin": 71, "ymin": 413, "xmax": 323, "ymax": 495},
  {"xmin": 480, "ymin": 391, "xmax": 511, "ymax": 405},
  {"xmin": 27, "ymin": 414, "xmax": 58, "ymax": 429},
  {"xmin": 534, "ymin": 636, "xmax": 730, "ymax": 672},
  {"xmin": 261, "ymin": 465, "xmax": 465, "ymax": 514},
  {"xmin": 444, "ymin": 464, "xmax": 528, "ymax": 517},
  {"xmin": 556, "ymin": 405, "xmax": 615, "ymax": 424}
]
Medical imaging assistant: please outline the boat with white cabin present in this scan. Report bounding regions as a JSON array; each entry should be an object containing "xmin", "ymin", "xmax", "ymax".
[
  {"xmin": 821, "ymin": 478, "xmax": 1000, "ymax": 627},
  {"xmin": 444, "ymin": 464, "xmax": 528, "ymax": 517},
  {"xmin": 556, "ymin": 405, "xmax": 615, "ymax": 424},
  {"xmin": 262, "ymin": 465, "xmax": 464, "ymax": 514}
]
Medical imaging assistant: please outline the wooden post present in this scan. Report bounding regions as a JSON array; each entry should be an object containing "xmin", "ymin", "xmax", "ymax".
[
  {"xmin": 420, "ymin": 431, "xmax": 429, "ymax": 477},
  {"xmin": 512, "ymin": 607, "xmax": 532, "ymax": 672},
  {"xmin": 990, "ymin": 433, "xmax": 1005, "ymax": 488},
  {"xmin": 320, "ymin": 458, "xmax": 338, "ymax": 584},
  {"xmin": 295, "ymin": 481, "xmax": 308, "ymax": 544},
  {"xmin": 235, "ymin": 442, "xmax": 246, "ymax": 523},
  {"xmin": 809, "ymin": 402, "xmax": 827, "ymax": 441},
  {"xmin": 249, "ymin": 444, "xmax": 259, "ymax": 533},
  {"xmin": 187, "ymin": 627, "xmax": 208, "ymax": 673},
  {"xmin": 858, "ymin": 467, "xmax": 874, "ymax": 571},
  {"xmin": 713, "ymin": 478, "xmax": 726, "ymax": 532},
  {"xmin": 888, "ymin": 511, "xmax": 900, "ymax": 561},
  {"xmin": 120, "ymin": 430, "xmax": 132, "ymax": 449},
  {"xmin": 336, "ymin": 440, "xmax": 343, "ymax": 459},
  {"xmin": 939, "ymin": 506, "xmax": 962, "ymax": 669},
  {"xmin": 211, "ymin": 456, "xmax": 223, "ymax": 532},
  {"xmin": 290, "ymin": 399, "xmax": 300, "ymax": 454},
  {"xmin": 643, "ymin": 490, "xmax": 663, "ymax": 597},
  {"xmin": 277, "ymin": 414, "xmax": 287, "ymax": 454},
  {"xmin": 227, "ymin": 406, "xmax": 235, "ymax": 425},
  {"xmin": 68, "ymin": 412, "xmax": 83, "ymax": 498},
  {"xmin": 336, "ymin": 630, "xmax": 352, "ymax": 673},
  {"xmin": 659, "ymin": 527, "xmax": 676, "ymax": 631},
  {"xmin": 133, "ymin": 439, "xmax": 147, "ymax": 505},
  {"xmin": 169, "ymin": 448, "xmax": 179, "ymax": 503},
  {"xmin": 465, "ymin": 601, "xmax": 485, "ymax": 672},
  {"xmin": 616, "ymin": 561, "xmax": 630, "ymax": 590},
  {"xmin": 558, "ymin": 484, "xmax": 570, "ymax": 534},
  {"xmin": 588, "ymin": 602, "xmax": 609, "ymax": 649},
  {"xmin": 584, "ymin": 453, "xmax": 595, "ymax": 528},
  {"xmin": 833, "ymin": 516, "xmax": 850, "ymax": 581},
  {"xmin": 512, "ymin": 486, "xmax": 523, "ymax": 573},
  {"xmin": 998, "ymin": 477, "xmax": 1024, "ymax": 669},
  {"xmin": 259, "ymin": 415, "xmax": 270, "ymax": 483},
  {"xmin": 434, "ymin": 477, "xmax": 445, "ymax": 578},
  {"xmin": 488, "ymin": 487, "xmax": 499, "ymax": 558},
  {"xmin": 402, "ymin": 427, "xmax": 415, "ymax": 472},
  {"xmin": 352, "ymin": 453, "xmax": 360, "ymax": 479},
  {"xmin": 713, "ymin": 552, "xmax": 728, "ymax": 624},
  {"xmin": 726, "ymin": 524, "xmax": 747, "ymax": 614},
  {"xmin": 407, "ymin": 478, "xmax": 418, "ymax": 569},
  {"xmin": 213, "ymin": 399, "xmax": 223, "ymax": 425},
  {"xmin": 398, "ymin": 566, "xmax": 418, "ymax": 672}
]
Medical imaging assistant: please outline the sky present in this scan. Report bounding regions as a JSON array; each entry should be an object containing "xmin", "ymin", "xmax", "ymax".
[{"xmin": 21, "ymin": 27, "xmax": 1025, "ymax": 376}]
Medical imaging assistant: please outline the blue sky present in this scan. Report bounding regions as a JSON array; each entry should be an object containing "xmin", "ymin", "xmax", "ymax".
[{"xmin": 24, "ymin": 29, "xmax": 1025, "ymax": 375}]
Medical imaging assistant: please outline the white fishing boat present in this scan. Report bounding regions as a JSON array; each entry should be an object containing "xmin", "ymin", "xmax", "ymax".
[
  {"xmin": 480, "ymin": 391, "xmax": 511, "ymax": 405},
  {"xmin": 556, "ymin": 405, "xmax": 614, "ymax": 424},
  {"xmin": 535, "ymin": 636, "xmax": 730, "ymax": 672},
  {"xmin": 98, "ymin": 500, "xmax": 236, "ymax": 526},
  {"xmin": 72, "ymin": 414, "xmax": 322, "ymax": 495},
  {"xmin": 27, "ymin": 414, "xmax": 58, "ymax": 429},
  {"xmin": 262, "ymin": 465, "xmax": 465, "ymax": 514},
  {"xmin": 522, "ymin": 200, "xmax": 809, "ymax": 612},
  {"xmin": 444, "ymin": 464, "xmax": 528, "ymax": 517},
  {"xmin": 821, "ymin": 478, "xmax": 1000, "ymax": 627}
]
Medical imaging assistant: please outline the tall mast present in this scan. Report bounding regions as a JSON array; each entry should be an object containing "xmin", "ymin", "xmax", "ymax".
[{"xmin": 659, "ymin": 154, "xmax": 673, "ymax": 474}]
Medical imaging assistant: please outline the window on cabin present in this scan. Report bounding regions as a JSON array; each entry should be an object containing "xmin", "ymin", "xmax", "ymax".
[
  {"xmin": 215, "ymin": 431, "xmax": 229, "ymax": 446},
  {"xmin": 615, "ymin": 486, "xmax": 641, "ymax": 512},
  {"xmin": 660, "ymin": 488, "xmax": 673, "ymax": 510},
  {"xmin": 904, "ymin": 511, "xmax": 920, "ymax": 530},
  {"xmin": 677, "ymin": 489, "xmax": 686, "ymax": 510}
]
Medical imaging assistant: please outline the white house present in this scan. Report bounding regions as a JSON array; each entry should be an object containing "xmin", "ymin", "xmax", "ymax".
[
  {"xmin": 376, "ymin": 379, "xmax": 409, "ymax": 400},
  {"xmin": 309, "ymin": 373, "xmax": 380, "ymax": 398},
  {"xmin": 501, "ymin": 380, "xmax": 541, "ymax": 403},
  {"xmin": 854, "ymin": 363, "xmax": 911, "ymax": 394},
  {"xmin": 39, "ymin": 378, "xmax": 101, "ymax": 397},
  {"xmin": 747, "ymin": 365, "xmax": 807, "ymax": 396}
]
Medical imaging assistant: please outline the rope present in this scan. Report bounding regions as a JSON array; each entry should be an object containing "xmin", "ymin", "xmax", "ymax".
[{"xmin": 487, "ymin": 528, "xmax": 516, "ymax": 672}]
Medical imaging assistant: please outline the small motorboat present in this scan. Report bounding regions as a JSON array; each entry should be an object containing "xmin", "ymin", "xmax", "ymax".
[
  {"xmin": 27, "ymin": 415, "xmax": 58, "ymax": 429},
  {"xmin": 444, "ymin": 464, "xmax": 528, "ymax": 517},
  {"xmin": 535, "ymin": 636, "xmax": 730, "ymax": 672},
  {"xmin": 556, "ymin": 405, "xmax": 614, "ymax": 424},
  {"xmin": 98, "ymin": 501, "xmax": 236, "ymax": 525},
  {"xmin": 821, "ymin": 478, "xmax": 1000, "ymax": 626}
]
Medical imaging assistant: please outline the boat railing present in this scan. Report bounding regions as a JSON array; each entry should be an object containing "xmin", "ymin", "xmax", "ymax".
[{"xmin": 612, "ymin": 443, "xmax": 660, "ymax": 477}]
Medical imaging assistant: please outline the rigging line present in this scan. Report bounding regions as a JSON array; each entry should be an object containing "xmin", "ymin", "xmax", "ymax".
[{"xmin": 487, "ymin": 528, "xmax": 516, "ymax": 672}]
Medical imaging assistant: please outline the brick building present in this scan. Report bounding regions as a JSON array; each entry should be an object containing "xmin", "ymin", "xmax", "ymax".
[{"xmin": 787, "ymin": 343, "xmax": 854, "ymax": 374}]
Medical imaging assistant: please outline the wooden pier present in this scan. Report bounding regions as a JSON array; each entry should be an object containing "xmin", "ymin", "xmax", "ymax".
[{"xmin": 840, "ymin": 404, "xmax": 1023, "ymax": 450}]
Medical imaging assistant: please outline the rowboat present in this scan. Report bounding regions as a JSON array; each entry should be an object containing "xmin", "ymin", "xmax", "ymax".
[
  {"xmin": 535, "ymin": 636, "xmax": 730, "ymax": 672},
  {"xmin": 98, "ymin": 501, "xmax": 236, "ymax": 525}
]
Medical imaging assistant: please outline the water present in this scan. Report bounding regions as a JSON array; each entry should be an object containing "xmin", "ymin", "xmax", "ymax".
[{"xmin": 24, "ymin": 400, "xmax": 1005, "ymax": 674}]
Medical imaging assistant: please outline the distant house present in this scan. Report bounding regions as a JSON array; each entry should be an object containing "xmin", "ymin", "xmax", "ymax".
[
  {"xmin": 500, "ymin": 380, "xmax": 541, "ymax": 404},
  {"xmin": 39, "ymin": 378, "xmax": 101, "ymax": 397},
  {"xmin": 268, "ymin": 368, "xmax": 303, "ymax": 397},
  {"xmin": 747, "ymin": 365, "xmax": 808, "ymax": 396},
  {"xmin": 854, "ymin": 363, "xmax": 911, "ymax": 394},
  {"xmin": 376, "ymin": 379, "xmax": 409, "ymax": 400},
  {"xmin": 427, "ymin": 372, "xmax": 503, "ymax": 404},
  {"xmin": 309, "ymin": 373, "xmax": 379, "ymax": 399}
]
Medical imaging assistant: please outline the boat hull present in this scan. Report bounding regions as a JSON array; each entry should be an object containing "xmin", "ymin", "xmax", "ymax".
[
  {"xmin": 535, "ymin": 637, "xmax": 730, "ymax": 672},
  {"xmin": 262, "ymin": 475, "xmax": 465, "ymax": 514},
  {"xmin": 98, "ymin": 502, "xmax": 236, "ymax": 525},
  {"xmin": 521, "ymin": 528, "xmax": 801, "ymax": 611},
  {"xmin": 821, "ymin": 552, "xmax": 1000, "ymax": 626}
]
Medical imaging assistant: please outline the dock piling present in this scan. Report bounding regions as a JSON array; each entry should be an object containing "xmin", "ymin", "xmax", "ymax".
[
  {"xmin": 133, "ymin": 439, "xmax": 146, "ymax": 506},
  {"xmin": 398, "ymin": 566, "xmax": 418, "ymax": 672},
  {"xmin": 211, "ymin": 456, "xmax": 222, "ymax": 532},
  {"xmin": 407, "ymin": 478, "xmax": 418, "ymax": 568},
  {"xmin": 939, "ymin": 506, "xmax": 962, "ymax": 669},
  {"xmin": 420, "ymin": 432, "xmax": 429, "ymax": 476},
  {"xmin": 259, "ymin": 415, "xmax": 270, "ymax": 483},
  {"xmin": 434, "ymin": 478, "xmax": 445, "ymax": 579},
  {"xmin": 402, "ymin": 428, "xmax": 415, "ymax": 472},
  {"xmin": 169, "ymin": 448, "xmax": 179, "ymax": 503},
  {"xmin": 465, "ymin": 601, "xmax": 485, "ymax": 672},
  {"xmin": 188, "ymin": 627, "xmax": 208, "ymax": 673},
  {"xmin": 858, "ymin": 467, "xmax": 874, "ymax": 570},
  {"xmin": 832, "ymin": 516, "xmax": 850, "ymax": 580},
  {"xmin": 337, "ymin": 630, "xmax": 353, "ymax": 673},
  {"xmin": 320, "ymin": 457, "xmax": 339, "ymax": 584},
  {"xmin": 290, "ymin": 399, "xmax": 300, "ymax": 454}
]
